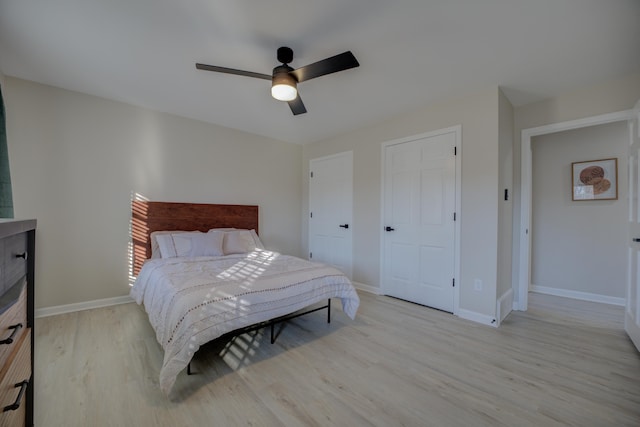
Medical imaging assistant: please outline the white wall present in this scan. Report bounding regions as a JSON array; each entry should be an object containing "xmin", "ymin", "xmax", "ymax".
[
  {"xmin": 5, "ymin": 77, "xmax": 303, "ymax": 309},
  {"xmin": 531, "ymin": 121, "xmax": 627, "ymax": 299},
  {"xmin": 303, "ymin": 87, "xmax": 501, "ymax": 320}
]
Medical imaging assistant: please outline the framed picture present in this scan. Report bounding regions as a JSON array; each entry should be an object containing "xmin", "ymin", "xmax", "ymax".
[{"xmin": 572, "ymin": 158, "xmax": 618, "ymax": 201}]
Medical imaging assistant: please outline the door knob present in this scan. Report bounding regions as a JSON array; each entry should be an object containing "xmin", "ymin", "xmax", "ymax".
[
  {"xmin": 339, "ymin": 224, "xmax": 349, "ymax": 229},
  {"xmin": 634, "ymin": 238, "xmax": 640, "ymax": 242},
  {"xmin": 385, "ymin": 226, "xmax": 395, "ymax": 232}
]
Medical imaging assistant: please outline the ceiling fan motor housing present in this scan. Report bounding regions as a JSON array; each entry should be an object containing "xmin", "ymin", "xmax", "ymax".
[
  {"xmin": 272, "ymin": 64, "xmax": 295, "ymax": 80},
  {"xmin": 277, "ymin": 46, "xmax": 294, "ymax": 64}
]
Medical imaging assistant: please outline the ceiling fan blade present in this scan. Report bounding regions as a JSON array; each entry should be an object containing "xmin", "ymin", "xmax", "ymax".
[
  {"xmin": 195, "ymin": 63, "xmax": 271, "ymax": 80},
  {"xmin": 288, "ymin": 95, "xmax": 307, "ymax": 115},
  {"xmin": 291, "ymin": 51, "xmax": 359, "ymax": 83}
]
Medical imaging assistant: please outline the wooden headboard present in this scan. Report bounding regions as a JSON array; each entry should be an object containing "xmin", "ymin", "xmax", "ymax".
[{"xmin": 131, "ymin": 201, "xmax": 259, "ymax": 275}]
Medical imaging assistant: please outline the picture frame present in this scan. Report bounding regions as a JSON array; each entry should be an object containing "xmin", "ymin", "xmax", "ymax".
[{"xmin": 572, "ymin": 158, "xmax": 618, "ymax": 201}]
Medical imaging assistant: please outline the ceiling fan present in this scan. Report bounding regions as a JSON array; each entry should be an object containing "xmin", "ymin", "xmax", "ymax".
[{"xmin": 196, "ymin": 47, "xmax": 359, "ymax": 115}]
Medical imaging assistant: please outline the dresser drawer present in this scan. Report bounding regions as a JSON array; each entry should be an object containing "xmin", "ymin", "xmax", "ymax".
[
  {"xmin": 0, "ymin": 283, "xmax": 27, "ymax": 368},
  {"xmin": 0, "ymin": 329, "xmax": 31, "ymax": 427},
  {"xmin": 1, "ymin": 233, "xmax": 28, "ymax": 296}
]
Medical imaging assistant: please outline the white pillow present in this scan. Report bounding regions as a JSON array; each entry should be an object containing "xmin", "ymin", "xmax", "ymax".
[
  {"xmin": 150, "ymin": 230, "xmax": 196, "ymax": 258},
  {"xmin": 156, "ymin": 232, "xmax": 194, "ymax": 258},
  {"xmin": 189, "ymin": 231, "xmax": 224, "ymax": 257},
  {"xmin": 249, "ymin": 229, "xmax": 265, "ymax": 249},
  {"xmin": 223, "ymin": 229, "xmax": 257, "ymax": 254},
  {"xmin": 150, "ymin": 229, "xmax": 235, "ymax": 258}
]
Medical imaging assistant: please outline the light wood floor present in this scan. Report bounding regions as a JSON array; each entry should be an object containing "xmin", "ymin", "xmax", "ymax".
[{"xmin": 35, "ymin": 291, "xmax": 640, "ymax": 426}]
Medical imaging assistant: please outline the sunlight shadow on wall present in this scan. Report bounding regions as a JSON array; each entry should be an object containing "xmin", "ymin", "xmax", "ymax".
[{"xmin": 128, "ymin": 191, "xmax": 150, "ymax": 286}]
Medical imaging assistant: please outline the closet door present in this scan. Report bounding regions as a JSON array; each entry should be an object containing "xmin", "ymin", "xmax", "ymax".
[
  {"xmin": 382, "ymin": 129, "xmax": 457, "ymax": 312},
  {"xmin": 309, "ymin": 151, "xmax": 353, "ymax": 278}
]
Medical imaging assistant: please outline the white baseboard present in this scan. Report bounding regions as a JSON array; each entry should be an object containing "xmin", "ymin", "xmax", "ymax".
[
  {"xmin": 457, "ymin": 308, "xmax": 497, "ymax": 327},
  {"xmin": 36, "ymin": 295, "xmax": 134, "ymax": 318},
  {"xmin": 352, "ymin": 281, "xmax": 382, "ymax": 295},
  {"xmin": 625, "ymin": 311, "xmax": 640, "ymax": 352},
  {"xmin": 496, "ymin": 288, "xmax": 514, "ymax": 326},
  {"xmin": 531, "ymin": 285, "xmax": 625, "ymax": 307}
]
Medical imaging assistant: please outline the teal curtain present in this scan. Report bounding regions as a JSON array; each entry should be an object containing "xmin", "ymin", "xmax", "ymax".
[{"xmin": 0, "ymin": 84, "xmax": 14, "ymax": 218}]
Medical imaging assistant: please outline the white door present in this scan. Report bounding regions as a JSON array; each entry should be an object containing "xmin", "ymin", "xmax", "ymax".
[
  {"xmin": 382, "ymin": 130, "xmax": 457, "ymax": 312},
  {"xmin": 309, "ymin": 152, "xmax": 353, "ymax": 278},
  {"xmin": 626, "ymin": 104, "xmax": 640, "ymax": 352}
]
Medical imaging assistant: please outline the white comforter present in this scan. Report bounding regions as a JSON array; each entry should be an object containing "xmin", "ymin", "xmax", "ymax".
[{"xmin": 130, "ymin": 249, "xmax": 360, "ymax": 395}]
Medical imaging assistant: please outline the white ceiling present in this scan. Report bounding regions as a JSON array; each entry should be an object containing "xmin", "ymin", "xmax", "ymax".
[{"xmin": 1, "ymin": 0, "xmax": 639, "ymax": 144}]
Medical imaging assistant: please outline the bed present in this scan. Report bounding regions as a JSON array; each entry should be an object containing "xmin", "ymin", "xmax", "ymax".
[{"xmin": 129, "ymin": 201, "xmax": 360, "ymax": 395}]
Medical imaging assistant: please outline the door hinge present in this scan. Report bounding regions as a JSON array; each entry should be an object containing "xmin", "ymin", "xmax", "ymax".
[
  {"xmin": 310, "ymin": 212, "xmax": 313, "ymax": 218},
  {"xmin": 452, "ymin": 278, "xmax": 455, "ymax": 287},
  {"xmin": 310, "ymin": 171, "xmax": 314, "ymax": 178},
  {"xmin": 454, "ymin": 146, "xmax": 457, "ymax": 156},
  {"xmin": 453, "ymin": 212, "xmax": 456, "ymax": 221},
  {"xmin": 309, "ymin": 252, "xmax": 312, "ymax": 259}
]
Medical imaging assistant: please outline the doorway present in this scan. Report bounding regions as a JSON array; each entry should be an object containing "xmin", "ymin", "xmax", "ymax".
[
  {"xmin": 530, "ymin": 122, "xmax": 628, "ymax": 305},
  {"xmin": 518, "ymin": 110, "xmax": 636, "ymax": 310}
]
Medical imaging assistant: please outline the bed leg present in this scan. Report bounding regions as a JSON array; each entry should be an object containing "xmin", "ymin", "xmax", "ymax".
[
  {"xmin": 327, "ymin": 298, "xmax": 331, "ymax": 324},
  {"xmin": 271, "ymin": 322, "xmax": 276, "ymax": 344}
]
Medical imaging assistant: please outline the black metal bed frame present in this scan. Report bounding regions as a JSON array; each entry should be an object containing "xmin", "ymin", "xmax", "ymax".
[{"xmin": 186, "ymin": 299, "xmax": 331, "ymax": 375}]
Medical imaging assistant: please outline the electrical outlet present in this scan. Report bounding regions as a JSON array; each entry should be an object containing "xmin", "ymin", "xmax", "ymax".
[{"xmin": 474, "ymin": 279, "xmax": 483, "ymax": 291}]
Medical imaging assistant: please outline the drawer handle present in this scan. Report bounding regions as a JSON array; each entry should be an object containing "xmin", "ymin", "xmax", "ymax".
[
  {"xmin": 0, "ymin": 323, "xmax": 23, "ymax": 345},
  {"xmin": 15, "ymin": 252, "xmax": 27, "ymax": 260},
  {"xmin": 3, "ymin": 380, "xmax": 29, "ymax": 412}
]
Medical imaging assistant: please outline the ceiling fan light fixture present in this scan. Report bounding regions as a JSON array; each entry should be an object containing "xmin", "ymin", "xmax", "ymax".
[{"xmin": 271, "ymin": 70, "xmax": 297, "ymax": 101}]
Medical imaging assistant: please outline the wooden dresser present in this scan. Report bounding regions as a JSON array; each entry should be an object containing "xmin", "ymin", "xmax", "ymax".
[{"xmin": 0, "ymin": 220, "xmax": 36, "ymax": 427}]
